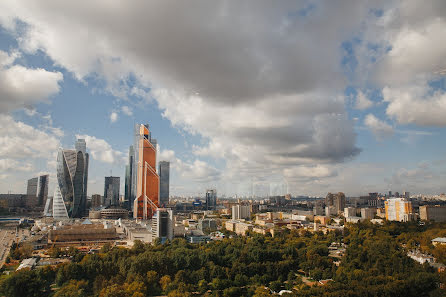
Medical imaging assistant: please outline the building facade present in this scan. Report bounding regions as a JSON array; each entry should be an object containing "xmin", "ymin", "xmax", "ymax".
[
  {"xmin": 206, "ymin": 189, "xmax": 217, "ymax": 210},
  {"xmin": 26, "ymin": 177, "xmax": 38, "ymax": 207},
  {"xmin": 232, "ymin": 205, "xmax": 251, "ymax": 220},
  {"xmin": 124, "ymin": 145, "xmax": 134, "ymax": 210},
  {"xmin": 159, "ymin": 161, "xmax": 170, "ymax": 207},
  {"xmin": 419, "ymin": 205, "xmax": 446, "ymax": 222},
  {"xmin": 104, "ymin": 176, "xmax": 120, "ymax": 207},
  {"xmin": 152, "ymin": 208, "xmax": 173, "ymax": 243},
  {"xmin": 56, "ymin": 139, "xmax": 89, "ymax": 218},
  {"xmin": 385, "ymin": 198, "xmax": 413, "ymax": 222},
  {"xmin": 37, "ymin": 175, "xmax": 49, "ymax": 206},
  {"xmin": 133, "ymin": 124, "xmax": 159, "ymax": 220}
]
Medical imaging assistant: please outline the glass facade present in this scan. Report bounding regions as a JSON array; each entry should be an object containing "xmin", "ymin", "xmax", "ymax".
[
  {"xmin": 159, "ymin": 161, "xmax": 170, "ymax": 207},
  {"xmin": 104, "ymin": 176, "xmax": 120, "ymax": 206},
  {"xmin": 56, "ymin": 139, "xmax": 89, "ymax": 218}
]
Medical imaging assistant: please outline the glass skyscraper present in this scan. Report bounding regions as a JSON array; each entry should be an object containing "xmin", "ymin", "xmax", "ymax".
[
  {"xmin": 104, "ymin": 176, "xmax": 120, "ymax": 206},
  {"xmin": 56, "ymin": 139, "xmax": 89, "ymax": 218},
  {"xmin": 124, "ymin": 145, "xmax": 134, "ymax": 210},
  {"xmin": 158, "ymin": 161, "xmax": 170, "ymax": 207}
]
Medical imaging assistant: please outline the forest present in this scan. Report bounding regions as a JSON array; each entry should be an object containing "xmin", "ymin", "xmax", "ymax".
[{"xmin": 0, "ymin": 221, "xmax": 445, "ymax": 297}]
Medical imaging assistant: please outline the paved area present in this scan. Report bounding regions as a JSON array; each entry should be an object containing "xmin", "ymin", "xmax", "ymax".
[{"xmin": 0, "ymin": 229, "xmax": 16, "ymax": 267}]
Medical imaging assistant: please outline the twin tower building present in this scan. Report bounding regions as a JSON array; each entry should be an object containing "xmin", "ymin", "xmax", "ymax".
[{"xmin": 51, "ymin": 124, "xmax": 169, "ymax": 220}]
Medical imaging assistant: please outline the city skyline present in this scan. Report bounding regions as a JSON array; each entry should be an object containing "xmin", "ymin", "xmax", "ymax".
[{"xmin": 1, "ymin": 1, "xmax": 446, "ymax": 197}]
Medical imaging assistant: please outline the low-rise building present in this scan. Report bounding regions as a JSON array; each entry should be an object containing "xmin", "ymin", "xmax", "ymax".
[
  {"xmin": 314, "ymin": 216, "xmax": 329, "ymax": 225},
  {"xmin": 361, "ymin": 208, "xmax": 376, "ymax": 220},
  {"xmin": 432, "ymin": 237, "xmax": 446, "ymax": 246}
]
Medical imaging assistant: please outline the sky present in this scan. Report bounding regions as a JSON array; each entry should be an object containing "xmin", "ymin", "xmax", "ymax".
[{"xmin": 1, "ymin": 1, "xmax": 446, "ymax": 197}]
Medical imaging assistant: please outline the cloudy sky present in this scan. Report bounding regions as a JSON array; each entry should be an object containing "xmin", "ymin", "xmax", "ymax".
[{"xmin": 1, "ymin": 0, "xmax": 446, "ymax": 197}]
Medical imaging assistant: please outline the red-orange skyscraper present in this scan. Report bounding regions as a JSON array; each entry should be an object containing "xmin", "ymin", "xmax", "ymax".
[{"xmin": 133, "ymin": 124, "xmax": 159, "ymax": 220}]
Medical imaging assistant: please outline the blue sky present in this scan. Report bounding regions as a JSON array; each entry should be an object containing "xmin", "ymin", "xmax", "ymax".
[{"xmin": 1, "ymin": 1, "xmax": 446, "ymax": 197}]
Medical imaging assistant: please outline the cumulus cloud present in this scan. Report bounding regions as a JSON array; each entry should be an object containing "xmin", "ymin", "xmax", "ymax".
[
  {"xmin": 0, "ymin": 1, "xmax": 368, "ymax": 183},
  {"xmin": 0, "ymin": 49, "xmax": 63, "ymax": 112},
  {"xmin": 109, "ymin": 112, "xmax": 118, "ymax": 123},
  {"xmin": 355, "ymin": 91, "xmax": 373, "ymax": 110},
  {"xmin": 382, "ymin": 82, "xmax": 446, "ymax": 126},
  {"xmin": 121, "ymin": 106, "xmax": 133, "ymax": 116},
  {"xmin": 364, "ymin": 114, "xmax": 394, "ymax": 141},
  {"xmin": 76, "ymin": 134, "xmax": 125, "ymax": 164}
]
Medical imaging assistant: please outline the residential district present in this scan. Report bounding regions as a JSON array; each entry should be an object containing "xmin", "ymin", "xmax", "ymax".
[{"xmin": 1, "ymin": 124, "xmax": 446, "ymax": 296}]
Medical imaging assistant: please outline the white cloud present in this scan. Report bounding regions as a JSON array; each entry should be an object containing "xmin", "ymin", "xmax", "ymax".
[
  {"xmin": 355, "ymin": 91, "xmax": 373, "ymax": 110},
  {"xmin": 121, "ymin": 106, "xmax": 133, "ymax": 116},
  {"xmin": 0, "ymin": 49, "xmax": 63, "ymax": 112},
  {"xmin": 283, "ymin": 165, "xmax": 337, "ymax": 180},
  {"xmin": 76, "ymin": 134, "xmax": 125, "ymax": 164},
  {"xmin": 364, "ymin": 114, "xmax": 394, "ymax": 141},
  {"xmin": 109, "ymin": 112, "xmax": 118, "ymax": 123},
  {"xmin": 382, "ymin": 82, "xmax": 446, "ymax": 126}
]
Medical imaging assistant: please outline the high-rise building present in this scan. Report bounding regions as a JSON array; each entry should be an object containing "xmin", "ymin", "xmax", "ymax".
[
  {"xmin": 56, "ymin": 139, "xmax": 89, "ymax": 218},
  {"xmin": 385, "ymin": 198, "xmax": 413, "ymax": 222},
  {"xmin": 133, "ymin": 124, "xmax": 159, "ymax": 220},
  {"xmin": 206, "ymin": 189, "xmax": 217, "ymax": 210},
  {"xmin": 152, "ymin": 208, "xmax": 173, "ymax": 243},
  {"xmin": 26, "ymin": 177, "xmax": 38, "ymax": 207},
  {"xmin": 37, "ymin": 174, "xmax": 49, "ymax": 206},
  {"xmin": 104, "ymin": 176, "xmax": 120, "ymax": 206},
  {"xmin": 419, "ymin": 206, "xmax": 446, "ymax": 222},
  {"xmin": 159, "ymin": 161, "xmax": 170, "ymax": 207},
  {"xmin": 232, "ymin": 205, "xmax": 251, "ymax": 220},
  {"xmin": 325, "ymin": 192, "xmax": 345, "ymax": 215},
  {"xmin": 124, "ymin": 145, "xmax": 135, "ymax": 210},
  {"xmin": 91, "ymin": 194, "xmax": 102, "ymax": 208}
]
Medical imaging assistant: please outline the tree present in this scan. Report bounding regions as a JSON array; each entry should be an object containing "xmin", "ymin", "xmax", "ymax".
[
  {"xmin": 159, "ymin": 275, "xmax": 172, "ymax": 292},
  {"xmin": 54, "ymin": 280, "xmax": 88, "ymax": 297}
]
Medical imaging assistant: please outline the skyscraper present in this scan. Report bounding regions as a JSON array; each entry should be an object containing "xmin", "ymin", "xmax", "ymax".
[
  {"xmin": 133, "ymin": 124, "xmax": 159, "ymax": 220},
  {"xmin": 37, "ymin": 174, "xmax": 49, "ymax": 206},
  {"xmin": 26, "ymin": 177, "xmax": 38, "ymax": 207},
  {"xmin": 159, "ymin": 161, "xmax": 170, "ymax": 207},
  {"xmin": 124, "ymin": 145, "xmax": 134, "ymax": 210},
  {"xmin": 104, "ymin": 176, "xmax": 120, "ymax": 206},
  {"xmin": 206, "ymin": 189, "xmax": 217, "ymax": 210},
  {"xmin": 56, "ymin": 139, "xmax": 89, "ymax": 218}
]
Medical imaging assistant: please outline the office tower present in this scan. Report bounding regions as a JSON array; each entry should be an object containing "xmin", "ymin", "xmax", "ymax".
[
  {"xmin": 133, "ymin": 124, "xmax": 159, "ymax": 220},
  {"xmin": 388, "ymin": 191, "xmax": 392, "ymax": 197},
  {"xmin": 52, "ymin": 185, "xmax": 69, "ymax": 220},
  {"xmin": 26, "ymin": 177, "xmax": 38, "ymax": 207},
  {"xmin": 403, "ymin": 191, "xmax": 410, "ymax": 199},
  {"xmin": 91, "ymin": 194, "xmax": 102, "ymax": 208},
  {"xmin": 125, "ymin": 145, "xmax": 134, "ymax": 210},
  {"xmin": 206, "ymin": 189, "xmax": 217, "ymax": 210},
  {"xmin": 232, "ymin": 205, "xmax": 251, "ymax": 220},
  {"xmin": 37, "ymin": 174, "xmax": 49, "ymax": 206},
  {"xmin": 385, "ymin": 198, "xmax": 413, "ymax": 222},
  {"xmin": 104, "ymin": 176, "xmax": 120, "ymax": 206},
  {"xmin": 151, "ymin": 208, "xmax": 173, "ymax": 243},
  {"xmin": 159, "ymin": 161, "xmax": 170, "ymax": 207},
  {"xmin": 56, "ymin": 139, "xmax": 89, "ymax": 218}
]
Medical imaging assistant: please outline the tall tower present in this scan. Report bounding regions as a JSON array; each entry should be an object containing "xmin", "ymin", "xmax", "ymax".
[
  {"xmin": 125, "ymin": 145, "xmax": 134, "ymax": 209},
  {"xmin": 56, "ymin": 139, "xmax": 89, "ymax": 218},
  {"xmin": 104, "ymin": 176, "xmax": 120, "ymax": 206},
  {"xmin": 37, "ymin": 174, "xmax": 49, "ymax": 206},
  {"xmin": 206, "ymin": 189, "xmax": 217, "ymax": 210},
  {"xmin": 26, "ymin": 177, "xmax": 38, "ymax": 207},
  {"xmin": 133, "ymin": 124, "xmax": 159, "ymax": 220},
  {"xmin": 159, "ymin": 161, "xmax": 170, "ymax": 207}
]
